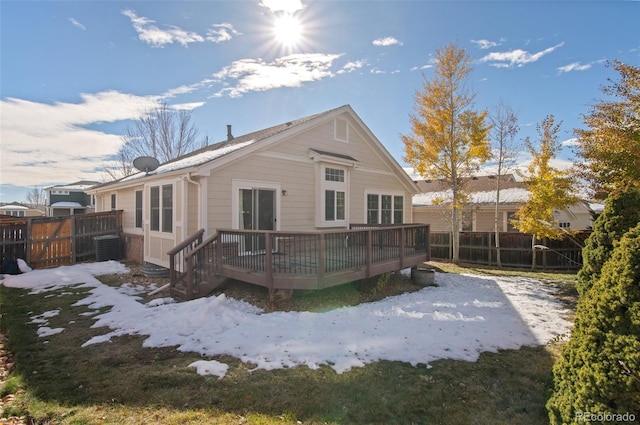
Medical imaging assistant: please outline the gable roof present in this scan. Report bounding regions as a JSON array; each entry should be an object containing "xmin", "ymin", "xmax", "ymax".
[
  {"xmin": 93, "ymin": 105, "xmax": 417, "ymax": 193},
  {"xmin": 413, "ymin": 174, "xmax": 529, "ymax": 206}
]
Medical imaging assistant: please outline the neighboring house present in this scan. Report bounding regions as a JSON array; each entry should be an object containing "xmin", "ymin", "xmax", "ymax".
[
  {"xmin": 46, "ymin": 181, "xmax": 100, "ymax": 216},
  {"xmin": 413, "ymin": 174, "xmax": 595, "ymax": 232},
  {"xmin": 88, "ymin": 105, "xmax": 420, "ymax": 269},
  {"xmin": 0, "ymin": 202, "xmax": 45, "ymax": 218}
]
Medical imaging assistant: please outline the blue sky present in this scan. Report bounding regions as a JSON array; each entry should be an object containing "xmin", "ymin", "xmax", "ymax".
[{"xmin": 1, "ymin": 0, "xmax": 638, "ymax": 203}]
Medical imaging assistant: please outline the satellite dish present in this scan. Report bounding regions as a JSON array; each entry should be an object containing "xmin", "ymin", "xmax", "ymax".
[{"xmin": 133, "ymin": 156, "xmax": 160, "ymax": 174}]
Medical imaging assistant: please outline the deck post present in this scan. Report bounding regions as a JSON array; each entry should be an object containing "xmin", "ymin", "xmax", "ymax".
[
  {"xmin": 186, "ymin": 255, "xmax": 194, "ymax": 299},
  {"xmin": 318, "ymin": 233, "xmax": 325, "ymax": 288},
  {"xmin": 265, "ymin": 232, "xmax": 274, "ymax": 294},
  {"xmin": 366, "ymin": 229, "xmax": 372, "ymax": 278},
  {"xmin": 215, "ymin": 232, "xmax": 223, "ymax": 278},
  {"xmin": 400, "ymin": 226, "xmax": 406, "ymax": 269}
]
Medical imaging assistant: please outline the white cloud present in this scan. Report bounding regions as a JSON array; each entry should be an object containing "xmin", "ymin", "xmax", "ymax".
[
  {"xmin": 206, "ymin": 23, "xmax": 241, "ymax": 43},
  {"xmin": 260, "ymin": 0, "xmax": 304, "ymax": 14},
  {"xmin": 0, "ymin": 91, "xmax": 162, "ymax": 187},
  {"xmin": 562, "ymin": 137, "xmax": 579, "ymax": 147},
  {"xmin": 471, "ymin": 39, "xmax": 498, "ymax": 49},
  {"xmin": 68, "ymin": 18, "xmax": 86, "ymax": 31},
  {"xmin": 557, "ymin": 59, "xmax": 605, "ymax": 74},
  {"xmin": 372, "ymin": 37, "xmax": 403, "ymax": 47},
  {"xmin": 171, "ymin": 102, "xmax": 206, "ymax": 111},
  {"xmin": 338, "ymin": 60, "xmax": 366, "ymax": 74},
  {"xmin": 479, "ymin": 42, "xmax": 564, "ymax": 68},
  {"xmin": 410, "ymin": 64, "xmax": 433, "ymax": 72},
  {"xmin": 122, "ymin": 9, "xmax": 204, "ymax": 48},
  {"xmin": 211, "ymin": 53, "xmax": 343, "ymax": 98}
]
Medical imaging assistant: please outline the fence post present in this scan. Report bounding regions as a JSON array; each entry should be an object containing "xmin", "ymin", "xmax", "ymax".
[{"xmin": 71, "ymin": 215, "xmax": 77, "ymax": 264}]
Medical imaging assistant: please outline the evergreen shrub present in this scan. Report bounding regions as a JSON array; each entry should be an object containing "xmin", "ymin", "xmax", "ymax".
[
  {"xmin": 547, "ymin": 223, "xmax": 640, "ymax": 424},
  {"xmin": 577, "ymin": 185, "xmax": 640, "ymax": 296}
]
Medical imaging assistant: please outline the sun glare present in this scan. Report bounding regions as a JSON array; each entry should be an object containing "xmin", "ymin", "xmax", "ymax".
[{"xmin": 273, "ymin": 13, "xmax": 302, "ymax": 48}]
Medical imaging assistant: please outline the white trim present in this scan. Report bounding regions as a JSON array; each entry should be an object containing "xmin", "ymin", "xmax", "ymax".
[
  {"xmin": 317, "ymin": 164, "xmax": 349, "ymax": 228},
  {"xmin": 231, "ymin": 179, "xmax": 281, "ymax": 231},
  {"xmin": 143, "ymin": 177, "xmax": 180, "ymax": 267},
  {"xmin": 334, "ymin": 117, "xmax": 349, "ymax": 142},
  {"xmin": 364, "ymin": 189, "xmax": 406, "ymax": 224}
]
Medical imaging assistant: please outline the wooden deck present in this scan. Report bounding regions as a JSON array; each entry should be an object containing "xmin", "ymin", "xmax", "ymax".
[{"xmin": 168, "ymin": 224, "xmax": 430, "ymax": 300}]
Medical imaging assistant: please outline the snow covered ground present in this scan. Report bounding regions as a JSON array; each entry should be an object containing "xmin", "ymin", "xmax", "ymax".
[{"xmin": 1, "ymin": 261, "xmax": 572, "ymax": 379}]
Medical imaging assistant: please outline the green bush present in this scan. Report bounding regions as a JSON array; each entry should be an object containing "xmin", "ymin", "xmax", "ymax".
[
  {"xmin": 547, "ymin": 223, "xmax": 640, "ymax": 424},
  {"xmin": 577, "ymin": 185, "xmax": 640, "ymax": 296}
]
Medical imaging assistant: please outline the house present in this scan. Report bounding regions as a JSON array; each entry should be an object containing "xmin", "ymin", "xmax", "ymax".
[
  {"xmin": 88, "ymin": 105, "xmax": 428, "ymax": 297},
  {"xmin": 46, "ymin": 180, "xmax": 100, "ymax": 216},
  {"xmin": 412, "ymin": 174, "xmax": 595, "ymax": 232},
  {"xmin": 0, "ymin": 202, "xmax": 45, "ymax": 218}
]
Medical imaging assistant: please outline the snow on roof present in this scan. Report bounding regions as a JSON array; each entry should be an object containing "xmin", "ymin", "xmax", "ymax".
[
  {"xmin": 2, "ymin": 261, "xmax": 572, "ymax": 378},
  {"xmin": 121, "ymin": 140, "xmax": 255, "ymax": 183},
  {"xmin": 0, "ymin": 204, "xmax": 29, "ymax": 210},
  {"xmin": 413, "ymin": 187, "xmax": 530, "ymax": 206},
  {"xmin": 50, "ymin": 202, "xmax": 85, "ymax": 208},
  {"xmin": 588, "ymin": 202, "xmax": 605, "ymax": 213},
  {"xmin": 47, "ymin": 181, "xmax": 100, "ymax": 191}
]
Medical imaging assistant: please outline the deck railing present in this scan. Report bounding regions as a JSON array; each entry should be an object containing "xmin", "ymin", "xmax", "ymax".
[
  {"xmin": 168, "ymin": 224, "xmax": 430, "ymax": 300},
  {"xmin": 167, "ymin": 229, "xmax": 204, "ymax": 299}
]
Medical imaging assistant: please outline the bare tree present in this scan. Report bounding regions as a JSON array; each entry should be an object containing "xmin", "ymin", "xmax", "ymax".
[
  {"xmin": 106, "ymin": 103, "xmax": 202, "ymax": 180},
  {"xmin": 489, "ymin": 101, "xmax": 521, "ymax": 267},
  {"xmin": 25, "ymin": 186, "xmax": 46, "ymax": 206}
]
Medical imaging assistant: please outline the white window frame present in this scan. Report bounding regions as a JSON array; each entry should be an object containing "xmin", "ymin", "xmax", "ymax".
[
  {"xmin": 148, "ymin": 182, "xmax": 174, "ymax": 234},
  {"xmin": 318, "ymin": 164, "xmax": 349, "ymax": 228},
  {"xmin": 231, "ymin": 179, "xmax": 281, "ymax": 231},
  {"xmin": 364, "ymin": 190, "xmax": 405, "ymax": 225}
]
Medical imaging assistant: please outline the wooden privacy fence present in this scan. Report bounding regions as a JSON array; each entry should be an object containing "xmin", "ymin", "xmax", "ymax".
[
  {"xmin": 1, "ymin": 211, "xmax": 123, "ymax": 270},
  {"xmin": 430, "ymin": 231, "xmax": 591, "ymax": 270}
]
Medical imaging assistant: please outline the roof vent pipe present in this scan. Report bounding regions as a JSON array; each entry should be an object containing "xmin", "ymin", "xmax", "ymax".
[{"xmin": 227, "ymin": 124, "xmax": 234, "ymax": 141}]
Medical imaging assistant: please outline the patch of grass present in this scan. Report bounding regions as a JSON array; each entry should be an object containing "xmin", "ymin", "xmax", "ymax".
[{"xmin": 1, "ymin": 267, "xmax": 567, "ymax": 424}]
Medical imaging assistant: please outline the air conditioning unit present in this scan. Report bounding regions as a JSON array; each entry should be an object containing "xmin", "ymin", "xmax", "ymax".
[{"xmin": 94, "ymin": 235, "xmax": 121, "ymax": 261}]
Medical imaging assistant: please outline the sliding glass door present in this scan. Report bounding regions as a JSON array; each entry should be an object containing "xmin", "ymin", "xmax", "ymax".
[{"xmin": 239, "ymin": 188, "xmax": 275, "ymax": 251}]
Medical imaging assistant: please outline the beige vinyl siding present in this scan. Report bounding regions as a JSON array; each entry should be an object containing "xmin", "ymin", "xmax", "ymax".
[
  {"xmin": 474, "ymin": 209, "xmax": 495, "ymax": 232},
  {"xmin": 207, "ymin": 154, "xmax": 316, "ymax": 231},
  {"xmin": 186, "ymin": 180, "xmax": 200, "ymax": 236},
  {"xmin": 117, "ymin": 186, "xmax": 143, "ymax": 233},
  {"xmin": 203, "ymin": 113, "xmax": 413, "ymax": 231},
  {"xmin": 412, "ymin": 206, "xmax": 451, "ymax": 232},
  {"xmin": 270, "ymin": 117, "xmax": 396, "ymax": 176}
]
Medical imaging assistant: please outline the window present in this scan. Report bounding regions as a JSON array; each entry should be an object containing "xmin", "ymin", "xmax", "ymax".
[
  {"xmin": 394, "ymin": 196, "xmax": 404, "ymax": 224},
  {"xmin": 149, "ymin": 184, "xmax": 173, "ymax": 233},
  {"xmin": 507, "ymin": 212, "xmax": 518, "ymax": 232},
  {"xmin": 325, "ymin": 167, "xmax": 344, "ymax": 182},
  {"xmin": 162, "ymin": 185, "xmax": 173, "ymax": 232},
  {"xmin": 135, "ymin": 190, "xmax": 143, "ymax": 228},
  {"xmin": 367, "ymin": 194, "xmax": 379, "ymax": 224},
  {"xmin": 461, "ymin": 210, "xmax": 473, "ymax": 231},
  {"xmin": 110, "ymin": 194, "xmax": 116, "ymax": 210},
  {"xmin": 325, "ymin": 190, "xmax": 345, "ymax": 221},
  {"xmin": 381, "ymin": 195, "xmax": 392, "ymax": 224},
  {"xmin": 320, "ymin": 165, "xmax": 348, "ymax": 225},
  {"xmin": 150, "ymin": 187, "xmax": 160, "ymax": 231},
  {"xmin": 558, "ymin": 222, "xmax": 571, "ymax": 229},
  {"xmin": 366, "ymin": 192, "xmax": 404, "ymax": 224}
]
